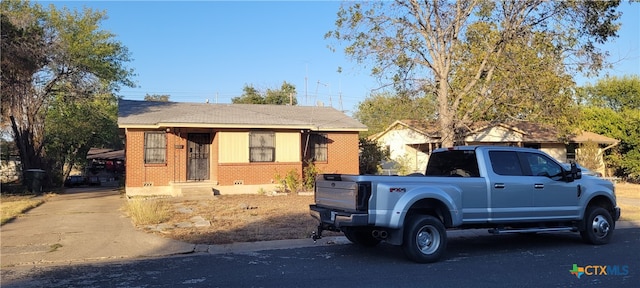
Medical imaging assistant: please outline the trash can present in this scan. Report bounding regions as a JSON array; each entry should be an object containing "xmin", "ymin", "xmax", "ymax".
[{"xmin": 25, "ymin": 169, "xmax": 46, "ymax": 194}]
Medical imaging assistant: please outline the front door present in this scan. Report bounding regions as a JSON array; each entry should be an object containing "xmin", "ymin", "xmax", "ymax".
[{"xmin": 187, "ymin": 133, "xmax": 210, "ymax": 181}]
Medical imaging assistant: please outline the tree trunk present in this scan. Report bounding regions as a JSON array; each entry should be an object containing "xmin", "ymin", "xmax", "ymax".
[{"xmin": 437, "ymin": 78, "xmax": 455, "ymax": 147}]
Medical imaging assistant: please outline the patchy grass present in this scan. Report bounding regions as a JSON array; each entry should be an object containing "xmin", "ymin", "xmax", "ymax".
[
  {"xmin": 616, "ymin": 183, "xmax": 640, "ymax": 221},
  {"xmin": 618, "ymin": 203, "xmax": 640, "ymax": 222},
  {"xmin": 125, "ymin": 198, "xmax": 173, "ymax": 225},
  {"xmin": 49, "ymin": 243, "xmax": 63, "ymax": 252},
  {"xmin": 1, "ymin": 195, "xmax": 45, "ymax": 225},
  {"xmin": 616, "ymin": 183, "xmax": 640, "ymax": 199},
  {"xmin": 139, "ymin": 183, "xmax": 640, "ymax": 245},
  {"xmin": 143, "ymin": 194, "xmax": 335, "ymax": 245}
]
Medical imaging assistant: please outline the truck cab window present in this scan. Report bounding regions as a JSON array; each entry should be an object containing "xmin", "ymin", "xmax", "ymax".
[
  {"xmin": 489, "ymin": 151, "xmax": 524, "ymax": 176},
  {"xmin": 426, "ymin": 150, "xmax": 479, "ymax": 177},
  {"xmin": 523, "ymin": 152, "xmax": 562, "ymax": 178}
]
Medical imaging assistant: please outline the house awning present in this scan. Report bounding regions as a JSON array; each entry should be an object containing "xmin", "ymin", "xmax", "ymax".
[
  {"xmin": 87, "ymin": 148, "xmax": 125, "ymax": 160},
  {"xmin": 570, "ymin": 131, "xmax": 619, "ymax": 145}
]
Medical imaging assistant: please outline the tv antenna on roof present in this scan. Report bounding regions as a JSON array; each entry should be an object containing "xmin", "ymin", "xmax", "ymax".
[{"xmin": 315, "ymin": 81, "xmax": 331, "ymax": 107}]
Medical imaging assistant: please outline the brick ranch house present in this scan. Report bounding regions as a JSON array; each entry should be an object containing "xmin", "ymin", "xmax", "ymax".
[
  {"xmin": 373, "ymin": 120, "xmax": 619, "ymax": 176},
  {"xmin": 118, "ymin": 99, "xmax": 366, "ymax": 197}
]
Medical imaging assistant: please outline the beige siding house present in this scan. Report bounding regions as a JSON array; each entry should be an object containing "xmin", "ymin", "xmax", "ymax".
[{"xmin": 372, "ymin": 120, "xmax": 619, "ymax": 176}]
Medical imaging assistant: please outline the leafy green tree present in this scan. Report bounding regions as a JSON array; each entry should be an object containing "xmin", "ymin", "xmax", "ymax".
[
  {"xmin": 354, "ymin": 92, "xmax": 436, "ymax": 137},
  {"xmin": 265, "ymin": 81, "xmax": 297, "ymax": 105},
  {"xmin": 327, "ymin": 1, "xmax": 621, "ymax": 146},
  {"xmin": 144, "ymin": 94, "xmax": 170, "ymax": 102},
  {"xmin": 359, "ymin": 137, "xmax": 389, "ymax": 175},
  {"xmin": 1, "ymin": 1, "xmax": 134, "ymax": 187},
  {"xmin": 578, "ymin": 75, "xmax": 640, "ymax": 181},
  {"xmin": 580, "ymin": 106, "xmax": 640, "ymax": 181},
  {"xmin": 232, "ymin": 85, "xmax": 265, "ymax": 104},
  {"xmin": 576, "ymin": 75, "xmax": 640, "ymax": 111},
  {"xmin": 454, "ymin": 28, "xmax": 578, "ymax": 133},
  {"xmin": 45, "ymin": 91, "xmax": 121, "ymax": 186},
  {"xmin": 232, "ymin": 81, "xmax": 298, "ymax": 105}
]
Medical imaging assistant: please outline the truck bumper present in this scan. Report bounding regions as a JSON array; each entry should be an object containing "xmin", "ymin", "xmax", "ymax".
[
  {"xmin": 614, "ymin": 207, "xmax": 621, "ymax": 222},
  {"xmin": 309, "ymin": 205, "xmax": 369, "ymax": 228}
]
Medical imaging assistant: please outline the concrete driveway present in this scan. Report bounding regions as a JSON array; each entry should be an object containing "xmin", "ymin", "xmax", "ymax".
[{"xmin": 0, "ymin": 187, "xmax": 195, "ymax": 267}]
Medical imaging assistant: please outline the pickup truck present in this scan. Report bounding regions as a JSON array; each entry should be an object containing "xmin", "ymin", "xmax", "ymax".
[{"xmin": 310, "ymin": 146, "xmax": 621, "ymax": 263}]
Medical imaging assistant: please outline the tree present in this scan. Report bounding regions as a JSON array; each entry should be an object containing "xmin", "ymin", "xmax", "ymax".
[
  {"xmin": 1, "ymin": 1, "xmax": 134, "ymax": 186},
  {"xmin": 44, "ymin": 91, "xmax": 121, "ymax": 186},
  {"xmin": 354, "ymin": 92, "xmax": 436, "ymax": 137},
  {"xmin": 578, "ymin": 75, "xmax": 640, "ymax": 181},
  {"xmin": 232, "ymin": 81, "xmax": 298, "ymax": 105},
  {"xmin": 359, "ymin": 137, "xmax": 389, "ymax": 174},
  {"xmin": 144, "ymin": 94, "xmax": 170, "ymax": 102},
  {"xmin": 327, "ymin": 1, "xmax": 622, "ymax": 146},
  {"xmin": 576, "ymin": 75, "xmax": 640, "ymax": 111},
  {"xmin": 265, "ymin": 81, "xmax": 297, "ymax": 105}
]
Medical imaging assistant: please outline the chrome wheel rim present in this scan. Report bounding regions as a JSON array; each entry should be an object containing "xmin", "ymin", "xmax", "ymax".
[
  {"xmin": 416, "ymin": 225, "xmax": 440, "ymax": 254},
  {"xmin": 590, "ymin": 214, "xmax": 610, "ymax": 239}
]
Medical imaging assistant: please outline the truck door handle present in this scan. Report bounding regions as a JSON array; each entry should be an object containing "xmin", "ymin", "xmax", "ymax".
[
  {"xmin": 494, "ymin": 183, "xmax": 505, "ymax": 189},
  {"xmin": 534, "ymin": 184, "xmax": 544, "ymax": 189}
]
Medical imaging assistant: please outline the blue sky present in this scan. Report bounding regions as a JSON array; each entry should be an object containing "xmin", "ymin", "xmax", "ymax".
[{"xmin": 43, "ymin": 1, "xmax": 639, "ymax": 114}]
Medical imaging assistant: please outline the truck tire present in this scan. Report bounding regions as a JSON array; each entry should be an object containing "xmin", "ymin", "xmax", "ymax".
[
  {"xmin": 343, "ymin": 228, "xmax": 381, "ymax": 247},
  {"xmin": 402, "ymin": 215, "xmax": 447, "ymax": 263},
  {"xmin": 580, "ymin": 206, "xmax": 614, "ymax": 245}
]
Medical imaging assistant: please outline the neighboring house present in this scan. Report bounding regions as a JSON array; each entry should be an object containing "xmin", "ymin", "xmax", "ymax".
[
  {"xmin": 372, "ymin": 120, "xmax": 619, "ymax": 176},
  {"xmin": 118, "ymin": 99, "xmax": 366, "ymax": 196}
]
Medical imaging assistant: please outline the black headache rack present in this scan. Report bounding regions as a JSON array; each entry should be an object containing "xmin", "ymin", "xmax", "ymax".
[{"xmin": 310, "ymin": 180, "xmax": 372, "ymax": 241}]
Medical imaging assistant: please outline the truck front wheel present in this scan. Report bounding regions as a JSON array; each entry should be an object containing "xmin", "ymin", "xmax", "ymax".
[
  {"xmin": 402, "ymin": 215, "xmax": 447, "ymax": 263},
  {"xmin": 580, "ymin": 206, "xmax": 614, "ymax": 245}
]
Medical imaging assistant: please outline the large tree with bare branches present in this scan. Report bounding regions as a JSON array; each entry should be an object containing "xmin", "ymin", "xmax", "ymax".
[{"xmin": 327, "ymin": 0, "xmax": 622, "ymax": 146}]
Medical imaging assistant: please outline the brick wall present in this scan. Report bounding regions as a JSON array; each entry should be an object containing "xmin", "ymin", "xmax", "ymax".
[
  {"xmin": 313, "ymin": 132, "xmax": 360, "ymax": 174},
  {"xmin": 217, "ymin": 163, "xmax": 301, "ymax": 186},
  {"xmin": 124, "ymin": 128, "xmax": 361, "ymax": 190}
]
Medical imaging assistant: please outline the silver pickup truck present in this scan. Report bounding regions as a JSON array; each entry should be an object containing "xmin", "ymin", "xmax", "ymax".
[{"xmin": 310, "ymin": 146, "xmax": 621, "ymax": 263}]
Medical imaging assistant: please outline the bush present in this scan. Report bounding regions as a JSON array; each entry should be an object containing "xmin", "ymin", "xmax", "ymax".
[
  {"xmin": 274, "ymin": 169, "xmax": 301, "ymax": 193},
  {"xmin": 284, "ymin": 169, "xmax": 300, "ymax": 192},
  {"xmin": 303, "ymin": 161, "xmax": 320, "ymax": 191}
]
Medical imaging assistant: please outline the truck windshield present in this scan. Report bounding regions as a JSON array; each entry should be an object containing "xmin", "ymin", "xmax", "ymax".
[{"xmin": 425, "ymin": 150, "xmax": 480, "ymax": 177}]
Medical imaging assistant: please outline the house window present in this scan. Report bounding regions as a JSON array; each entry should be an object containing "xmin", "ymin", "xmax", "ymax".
[
  {"xmin": 144, "ymin": 132, "xmax": 166, "ymax": 164},
  {"xmin": 310, "ymin": 133, "xmax": 328, "ymax": 162},
  {"xmin": 250, "ymin": 132, "xmax": 275, "ymax": 162}
]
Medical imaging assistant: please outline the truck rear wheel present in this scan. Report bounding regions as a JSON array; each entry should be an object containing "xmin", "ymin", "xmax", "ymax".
[
  {"xmin": 343, "ymin": 228, "xmax": 381, "ymax": 247},
  {"xmin": 402, "ymin": 215, "xmax": 447, "ymax": 263},
  {"xmin": 580, "ymin": 206, "xmax": 614, "ymax": 245}
]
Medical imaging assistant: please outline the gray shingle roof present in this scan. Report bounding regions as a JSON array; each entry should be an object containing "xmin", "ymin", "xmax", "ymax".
[{"xmin": 118, "ymin": 99, "xmax": 367, "ymax": 131}]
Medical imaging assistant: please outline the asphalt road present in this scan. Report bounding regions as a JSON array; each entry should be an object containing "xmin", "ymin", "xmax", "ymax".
[{"xmin": 2, "ymin": 228, "xmax": 638, "ymax": 288}]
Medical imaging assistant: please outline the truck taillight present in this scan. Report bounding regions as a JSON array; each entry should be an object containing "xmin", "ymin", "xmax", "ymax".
[{"xmin": 356, "ymin": 181, "xmax": 372, "ymax": 211}]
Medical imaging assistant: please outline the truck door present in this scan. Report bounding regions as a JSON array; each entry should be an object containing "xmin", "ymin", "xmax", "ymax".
[
  {"xmin": 520, "ymin": 152, "xmax": 580, "ymax": 220},
  {"xmin": 487, "ymin": 151, "xmax": 535, "ymax": 221}
]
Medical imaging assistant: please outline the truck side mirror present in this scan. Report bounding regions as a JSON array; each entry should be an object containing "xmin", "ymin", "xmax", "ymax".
[{"xmin": 570, "ymin": 162, "xmax": 582, "ymax": 181}]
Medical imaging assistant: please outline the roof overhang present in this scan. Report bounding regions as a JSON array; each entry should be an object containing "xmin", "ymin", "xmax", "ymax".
[{"xmin": 119, "ymin": 123, "xmax": 367, "ymax": 132}]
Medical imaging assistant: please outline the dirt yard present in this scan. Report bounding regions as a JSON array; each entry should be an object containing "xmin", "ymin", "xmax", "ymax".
[
  {"xmin": 142, "ymin": 194, "xmax": 332, "ymax": 245},
  {"xmin": 141, "ymin": 183, "xmax": 639, "ymax": 245}
]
